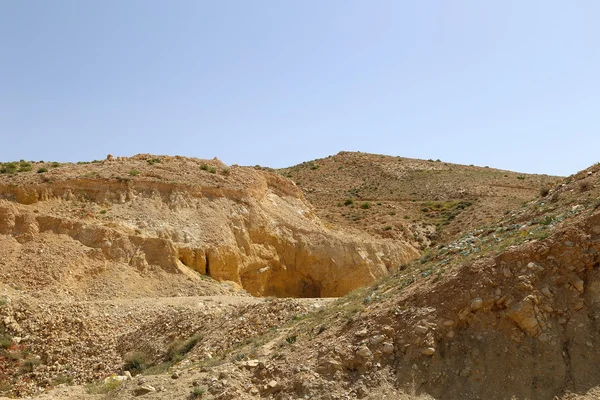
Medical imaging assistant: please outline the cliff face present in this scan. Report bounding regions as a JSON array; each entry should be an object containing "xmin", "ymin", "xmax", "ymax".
[{"xmin": 0, "ymin": 155, "xmax": 419, "ymax": 298}]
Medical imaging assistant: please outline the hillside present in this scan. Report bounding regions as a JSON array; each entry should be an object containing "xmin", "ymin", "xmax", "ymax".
[
  {"xmin": 1, "ymin": 154, "xmax": 598, "ymax": 400},
  {"xmin": 278, "ymin": 151, "xmax": 560, "ymax": 248}
]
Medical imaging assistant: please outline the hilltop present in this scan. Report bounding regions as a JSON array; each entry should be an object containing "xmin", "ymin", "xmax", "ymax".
[{"xmin": 279, "ymin": 151, "xmax": 560, "ymax": 248}]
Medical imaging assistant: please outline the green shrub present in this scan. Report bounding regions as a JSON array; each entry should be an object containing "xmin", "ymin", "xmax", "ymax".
[
  {"xmin": 0, "ymin": 333, "xmax": 12, "ymax": 349},
  {"xmin": 37, "ymin": 168, "xmax": 48, "ymax": 173},
  {"xmin": 129, "ymin": 169, "xmax": 140, "ymax": 176},
  {"xmin": 0, "ymin": 162, "xmax": 18, "ymax": 174},
  {"xmin": 166, "ymin": 334, "xmax": 202, "ymax": 363},
  {"xmin": 123, "ymin": 352, "xmax": 150, "ymax": 375},
  {"xmin": 146, "ymin": 158, "xmax": 161, "ymax": 165},
  {"xmin": 50, "ymin": 162, "xmax": 61, "ymax": 168},
  {"xmin": 85, "ymin": 380, "xmax": 123, "ymax": 394},
  {"xmin": 19, "ymin": 358, "xmax": 40, "ymax": 374},
  {"xmin": 344, "ymin": 199, "xmax": 354, "ymax": 206},
  {"xmin": 190, "ymin": 387, "xmax": 206, "ymax": 398},
  {"xmin": 360, "ymin": 202, "xmax": 371, "ymax": 209}
]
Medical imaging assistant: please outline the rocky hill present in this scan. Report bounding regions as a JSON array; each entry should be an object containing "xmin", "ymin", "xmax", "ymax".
[
  {"xmin": 1, "ymin": 154, "xmax": 599, "ymax": 400},
  {"xmin": 0, "ymin": 155, "xmax": 417, "ymax": 299},
  {"xmin": 278, "ymin": 151, "xmax": 560, "ymax": 247}
]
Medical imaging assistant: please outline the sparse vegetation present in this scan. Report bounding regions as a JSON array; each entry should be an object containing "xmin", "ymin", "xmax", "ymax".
[
  {"xmin": 37, "ymin": 167, "xmax": 48, "ymax": 173},
  {"xmin": 85, "ymin": 379, "xmax": 123, "ymax": 394},
  {"xmin": 190, "ymin": 387, "xmax": 206, "ymax": 398},
  {"xmin": 200, "ymin": 164, "xmax": 217, "ymax": 174},
  {"xmin": 123, "ymin": 352, "xmax": 150, "ymax": 375},
  {"xmin": 360, "ymin": 202, "xmax": 371, "ymax": 209},
  {"xmin": 147, "ymin": 158, "xmax": 161, "ymax": 165},
  {"xmin": 129, "ymin": 169, "xmax": 140, "ymax": 176}
]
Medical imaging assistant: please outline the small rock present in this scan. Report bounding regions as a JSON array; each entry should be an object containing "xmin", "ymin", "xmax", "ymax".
[
  {"xmin": 471, "ymin": 298, "xmax": 483, "ymax": 311},
  {"xmin": 422, "ymin": 347, "xmax": 436, "ymax": 356},
  {"xmin": 357, "ymin": 346, "xmax": 372, "ymax": 359},
  {"xmin": 355, "ymin": 329, "xmax": 368, "ymax": 337},
  {"xmin": 382, "ymin": 343, "xmax": 394, "ymax": 355},
  {"xmin": 267, "ymin": 380, "xmax": 278, "ymax": 389},
  {"xmin": 503, "ymin": 268, "xmax": 512, "ymax": 278},
  {"xmin": 571, "ymin": 278, "xmax": 584, "ymax": 294},
  {"xmin": 541, "ymin": 287, "xmax": 553, "ymax": 298},
  {"xmin": 414, "ymin": 325, "xmax": 428, "ymax": 334},
  {"xmin": 171, "ymin": 372, "xmax": 180, "ymax": 379},
  {"xmin": 133, "ymin": 385, "xmax": 156, "ymax": 396},
  {"xmin": 442, "ymin": 320, "xmax": 455, "ymax": 327},
  {"xmin": 370, "ymin": 335, "xmax": 385, "ymax": 345}
]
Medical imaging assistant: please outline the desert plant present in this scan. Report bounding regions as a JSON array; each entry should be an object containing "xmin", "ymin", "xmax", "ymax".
[
  {"xmin": 146, "ymin": 158, "xmax": 161, "ymax": 165},
  {"xmin": 18, "ymin": 357, "xmax": 40, "ymax": 374},
  {"xmin": 0, "ymin": 333, "xmax": 12, "ymax": 349},
  {"xmin": 285, "ymin": 335, "xmax": 297, "ymax": 344},
  {"xmin": 123, "ymin": 352, "xmax": 150, "ymax": 375},
  {"xmin": 85, "ymin": 380, "xmax": 123, "ymax": 394},
  {"xmin": 539, "ymin": 186, "xmax": 550, "ymax": 197},
  {"xmin": 190, "ymin": 387, "xmax": 206, "ymax": 399},
  {"xmin": 50, "ymin": 162, "xmax": 61, "ymax": 168},
  {"xmin": 344, "ymin": 199, "xmax": 354, "ymax": 206},
  {"xmin": 129, "ymin": 169, "xmax": 140, "ymax": 176},
  {"xmin": 166, "ymin": 334, "xmax": 202, "ymax": 363},
  {"xmin": 579, "ymin": 180, "xmax": 591, "ymax": 192},
  {"xmin": 360, "ymin": 202, "xmax": 371, "ymax": 209},
  {"xmin": 37, "ymin": 167, "xmax": 48, "ymax": 173}
]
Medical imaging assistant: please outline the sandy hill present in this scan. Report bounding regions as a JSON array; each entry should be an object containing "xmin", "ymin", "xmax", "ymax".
[
  {"xmin": 278, "ymin": 151, "xmax": 560, "ymax": 247},
  {"xmin": 1, "ymin": 154, "xmax": 598, "ymax": 400}
]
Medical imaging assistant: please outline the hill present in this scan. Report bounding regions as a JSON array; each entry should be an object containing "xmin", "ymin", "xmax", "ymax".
[
  {"xmin": 1, "ymin": 154, "xmax": 599, "ymax": 399},
  {"xmin": 278, "ymin": 151, "xmax": 560, "ymax": 248}
]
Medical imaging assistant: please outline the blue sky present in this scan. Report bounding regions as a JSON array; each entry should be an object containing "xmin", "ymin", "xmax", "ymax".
[{"xmin": 1, "ymin": 1, "xmax": 599, "ymax": 176}]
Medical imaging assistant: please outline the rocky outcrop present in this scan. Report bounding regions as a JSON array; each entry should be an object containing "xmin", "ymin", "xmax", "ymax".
[{"xmin": 0, "ymin": 158, "xmax": 419, "ymax": 297}]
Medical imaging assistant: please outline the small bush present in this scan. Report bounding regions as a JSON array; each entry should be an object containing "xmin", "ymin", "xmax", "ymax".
[
  {"xmin": 360, "ymin": 202, "xmax": 371, "ymax": 209},
  {"xmin": 0, "ymin": 333, "xmax": 12, "ymax": 349},
  {"xmin": 579, "ymin": 181, "xmax": 591, "ymax": 192},
  {"xmin": 37, "ymin": 168, "xmax": 48, "ymax": 173},
  {"xmin": 221, "ymin": 167, "xmax": 231, "ymax": 176},
  {"xmin": 539, "ymin": 186, "xmax": 550, "ymax": 197},
  {"xmin": 383, "ymin": 226, "xmax": 392, "ymax": 231},
  {"xmin": 0, "ymin": 162, "xmax": 18, "ymax": 174},
  {"xmin": 344, "ymin": 199, "xmax": 354, "ymax": 206},
  {"xmin": 146, "ymin": 158, "xmax": 161, "ymax": 165},
  {"xmin": 190, "ymin": 387, "xmax": 206, "ymax": 399},
  {"xmin": 85, "ymin": 380, "xmax": 123, "ymax": 394},
  {"xmin": 19, "ymin": 358, "xmax": 40, "ymax": 374},
  {"xmin": 50, "ymin": 162, "xmax": 61, "ymax": 168},
  {"xmin": 129, "ymin": 169, "xmax": 140, "ymax": 176},
  {"xmin": 285, "ymin": 335, "xmax": 297, "ymax": 344},
  {"xmin": 123, "ymin": 352, "xmax": 150, "ymax": 375},
  {"xmin": 166, "ymin": 334, "xmax": 202, "ymax": 363},
  {"xmin": 51, "ymin": 374, "xmax": 74, "ymax": 386},
  {"xmin": 517, "ymin": 176, "xmax": 525, "ymax": 180}
]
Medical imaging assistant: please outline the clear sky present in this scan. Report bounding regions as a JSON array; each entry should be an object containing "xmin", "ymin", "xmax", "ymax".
[{"xmin": 1, "ymin": 1, "xmax": 599, "ymax": 176}]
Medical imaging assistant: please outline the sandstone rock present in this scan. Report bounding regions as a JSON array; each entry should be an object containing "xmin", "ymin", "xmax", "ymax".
[
  {"xmin": 357, "ymin": 346, "xmax": 372, "ymax": 359},
  {"xmin": 541, "ymin": 287, "xmax": 553, "ymax": 298},
  {"xmin": 471, "ymin": 298, "xmax": 483, "ymax": 311},
  {"xmin": 570, "ymin": 277, "xmax": 584, "ymax": 294},
  {"xmin": 370, "ymin": 335, "xmax": 385, "ymax": 345},
  {"xmin": 506, "ymin": 297, "xmax": 540, "ymax": 336},
  {"xmin": 382, "ymin": 343, "xmax": 394, "ymax": 355},
  {"xmin": 422, "ymin": 347, "xmax": 436, "ymax": 356},
  {"xmin": 134, "ymin": 385, "xmax": 156, "ymax": 396},
  {"xmin": 414, "ymin": 325, "xmax": 428, "ymax": 334}
]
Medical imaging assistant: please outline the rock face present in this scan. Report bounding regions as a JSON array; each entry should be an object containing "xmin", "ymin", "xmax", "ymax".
[{"xmin": 0, "ymin": 155, "xmax": 419, "ymax": 298}]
